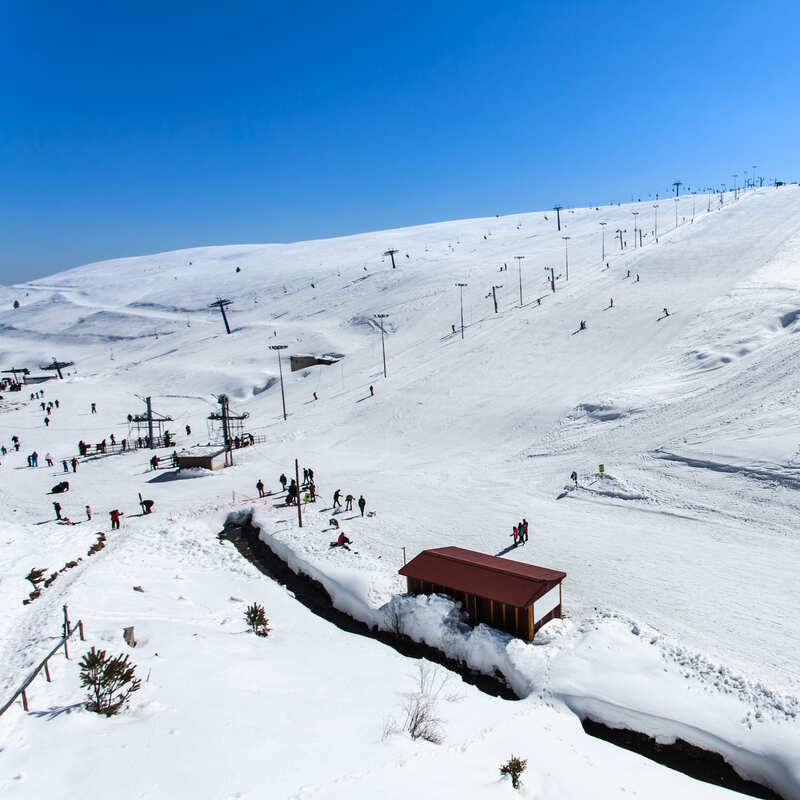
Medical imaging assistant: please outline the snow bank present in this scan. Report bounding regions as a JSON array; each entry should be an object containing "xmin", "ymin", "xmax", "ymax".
[{"xmin": 249, "ymin": 507, "xmax": 800, "ymax": 799}]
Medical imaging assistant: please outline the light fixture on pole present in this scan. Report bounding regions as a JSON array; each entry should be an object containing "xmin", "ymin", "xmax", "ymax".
[
  {"xmin": 599, "ymin": 221, "xmax": 607, "ymax": 262},
  {"xmin": 455, "ymin": 282, "xmax": 468, "ymax": 339},
  {"xmin": 632, "ymin": 211, "xmax": 640, "ymax": 248},
  {"xmin": 376, "ymin": 313, "xmax": 389, "ymax": 378},
  {"xmin": 514, "ymin": 256, "xmax": 525, "ymax": 306},
  {"xmin": 269, "ymin": 344, "xmax": 288, "ymax": 421},
  {"xmin": 562, "ymin": 236, "xmax": 571, "ymax": 280}
]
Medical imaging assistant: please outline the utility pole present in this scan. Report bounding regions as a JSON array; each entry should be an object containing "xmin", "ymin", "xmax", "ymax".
[
  {"xmin": 295, "ymin": 458, "xmax": 303, "ymax": 528},
  {"xmin": 562, "ymin": 236, "xmax": 571, "ymax": 280},
  {"xmin": 674, "ymin": 197, "xmax": 679, "ymax": 229},
  {"xmin": 652, "ymin": 204, "xmax": 659, "ymax": 242},
  {"xmin": 631, "ymin": 211, "xmax": 639, "ymax": 248},
  {"xmin": 514, "ymin": 256, "xmax": 525, "ymax": 306},
  {"xmin": 672, "ymin": 181, "xmax": 682, "ymax": 197},
  {"xmin": 383, "ymin": 249, "xmax": 399, "ymax": 269},
  {"xmin": 376, "ymin": 313, "xmax": 389, "ymax": 378},
  {"xmin": 208, "ymin": 394, "xmax": 248, "ymax": 466},
  {"xmin": 732, "ymin": 174, "xmax": 738, "ymax": 200},
  {"xmin": 599, "ymin": 221, "xmax": 607, "ymax": 263},
  {"xmin": 545, "ymin": 267, "xmax": 555, "ymax": 293},
  {"xmin": 269, "ymin": 345, "xmax": 288, "ymax": 420},
  {"xmin": 209, "ymin": 298, "xmax": 233, "ymax": 335},
  {"xmin": 455, "ymin": 282, "xmax": 468, "ymax": 339},
  {"xmin": 553, "ymin": 205, "xmax": 563, "ymax": 231},
  {"xmin": 616, "ymin": 228, "xmax": 624, "ymax": 250}
]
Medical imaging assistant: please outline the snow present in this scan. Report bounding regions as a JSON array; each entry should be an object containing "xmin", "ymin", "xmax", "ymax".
[{"xmin": 1, "ymin": 185, "xmax": 800, "ymax": 797}]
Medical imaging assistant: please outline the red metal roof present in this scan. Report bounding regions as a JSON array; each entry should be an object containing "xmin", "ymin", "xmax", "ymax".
[{"xmin": 399, "ymin": 546, "xmax": 566, "ymax": 608}]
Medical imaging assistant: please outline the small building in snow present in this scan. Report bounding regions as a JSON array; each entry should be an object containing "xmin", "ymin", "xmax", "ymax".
[
  {"xmin": 398, "ymin": 546, "xmax": 565, "ymax": 641},
  {"xmin": 174, "ymin": 446, "xmax": 228, "ymax": 471}
]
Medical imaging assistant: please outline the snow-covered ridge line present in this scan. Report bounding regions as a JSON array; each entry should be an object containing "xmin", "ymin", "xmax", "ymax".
[{"xmin": 247, "ymin": 507, "xmax": 800, "ymax": 800}]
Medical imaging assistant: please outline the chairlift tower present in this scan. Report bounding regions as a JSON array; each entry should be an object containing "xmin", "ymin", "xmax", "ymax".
[
  {"xmin": 209, "ymin": 298, "xmax": 233, "ymax": 335},
  {"xmin": 455, "ymin": 283, "xmax": 468, "ymax": 339},
  {"xmin": 514, "ymin": 256, "xmax": 525, "ymax": 306},
  {"xmin": 208, "ymin": 394, "xmax": 249, "ymax": 466},
  {"xmin": 130, "ymin": 396, "xmax": 174, "ymax": 449},
  {"xmin": 269, "ymin": 345, "xmax": 288, "ymax": 420},
  {"xmin": 553, "ymin": 205, "xmax": 563, "ymax": 231},
  {"xmin": 383, "ymin": 249, "xmax": 399, "ymax": 269},
  {"xmin": 375, "ymin": 314, "xmax": 390, "ymax": 378},
  {"xmin": 41, "ymin": 358, "xmax": 74, "ymax": 380},
  {"xmin": 1, "ymin": 367, "xmax": 29, "ymax": 389}
]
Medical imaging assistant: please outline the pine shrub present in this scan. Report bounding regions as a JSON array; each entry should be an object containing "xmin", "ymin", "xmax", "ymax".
[
  {"xmin": 244, "ymin": 602, "xmax": 271, "ymax": 637},
  {"xmin": 499, "ymin": 755, "xmax": 527, "ymax": 789},
  {"xmin": 79, "ymin": 647, "xmax": 141, "ymax": 716}
]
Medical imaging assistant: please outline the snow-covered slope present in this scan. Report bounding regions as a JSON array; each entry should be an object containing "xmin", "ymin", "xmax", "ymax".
[{"xmin": 2, "ymin": 185, "xmax": 800, "ymax": 798}]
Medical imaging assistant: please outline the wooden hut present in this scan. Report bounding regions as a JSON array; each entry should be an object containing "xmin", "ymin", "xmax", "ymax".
[
  {"xmin": 175, "ymin": 446, "xmax": 228, "ymax": 471},
  {"xmin": 399, "ymin": 546, "xmax": 565, "ymax": 641}
]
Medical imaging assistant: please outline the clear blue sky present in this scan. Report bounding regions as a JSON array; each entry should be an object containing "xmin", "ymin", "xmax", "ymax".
[{"xmin": 1, "ymin": 1, "xmax": 798, "ymax": 283}]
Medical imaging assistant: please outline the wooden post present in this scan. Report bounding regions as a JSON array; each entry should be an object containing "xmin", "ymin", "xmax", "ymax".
[
  {"xmin": 489, "ymin": 599, "xmax": 494, "ymax": 625},
  {"xmin": 44, "ymin": 659, "xmax": 51, "ymax": 682},
  {"xmin": 528, "ymin": 606, "xmax": 534, "ymax": 641},
  {"xmin": 78, "ymin": 620, "xmax": 85, "ymax": 641},
  {"xmin": 514, "ymin": 607, "xmax": 519, "ymax": 636},
  {"xmin": 21, "ymin": 688, "xmax": 28, "ymax": 712},
  {"xmin": 295, "ymin": 459, "xmax": 303, "ymax": 528}
]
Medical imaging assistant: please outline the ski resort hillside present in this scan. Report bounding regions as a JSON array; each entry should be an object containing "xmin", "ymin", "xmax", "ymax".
[{"xmin": 2, "ymin": 185, "xmax": 800, "ymax": 799}]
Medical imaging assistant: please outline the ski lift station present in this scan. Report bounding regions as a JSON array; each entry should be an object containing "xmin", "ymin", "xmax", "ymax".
[
  {"xmin": 399, "ymin": 547, "xmax": 566, "ymax": 641},
  {"xmin": 174, "ymin": 446, "xmax": 228, "ymax": 471}
]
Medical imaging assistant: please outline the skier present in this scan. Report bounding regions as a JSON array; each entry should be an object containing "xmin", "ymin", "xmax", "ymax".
[
  {"xmin": 53, "ymin": 501, "xmax": 62, "ymax": 520},
  {"xmin": 71, "ymin": 457, "xmax": 78, "ymax": 473},
  {"xmin": 256, "ymin": 479, "xmax": 265, "ymax": 498},
  {"xmin": 369, "ymin": 385, "xmax": 374, "ymax": 397},
  {"xmin": 511, "ymin": 526, "xmax": 519, "ymax": 547},
  {"xmin": 44, "ymin": 417, "xmax": 50, "ymax": 427},
  {"xmin": 522, "ymin": 518, "xmax": 529, "ymax": 543},
  {"xmin": 610, "ymin": 298, "xmax": 614, "ymax": 308},
  {"xmin": 518, "ymin": 520, "xmax": 526, "ymax": 546},
  {"xmin": 31, "ymin": 451, "xmax": 38, "ymax": 467},
  {"xmin": 91, "ymin": 403, "xmax": 96, "ymax": 414},
  {"xmin": 313, "ymin": 392, "xmax": 318, "ymax": 401},
  {"xmin": 308, "ymin": 468, "xmax": 314, "ymax": 483},
  {"xmin": 308, "ymin": 481, "xmax": 316, "ymax": 501},
  {"xmin": 109, "ymin": 509, "xmax": 122, "ymax": 530},
  {"xmin": 358, "ymin": 495, "xmax": 366, "ymax": 517},
  {"xmin": 86, "ymin": 505, "xmax": 92, "ymax": 521},
  {"xmin": 62, "ymin": 459, "xmax": 68, "ymax": 472},
  {"xmin": 54, "ymin": 399, "xmax": 59, "ymax": 408},
  {"xmin": 140, "ymin": 498, "xmax": 155, "ymax": 515},
  {"xmin": 636, "ymin": 273, "xmax": 640, "ymax": 282},
  {"xmin": 663, "ymin": 307, "xmax": 669, "ymax": 317},
  {"xmin": 345, "ymin": 493, "xmax": 354, "ymax": 511},
  {"xmin": 626, "ymin": 269, "xmax": 630, "ymax": 278},
  {"xmin": 279, "ymin": 473, "xmax": 287, "ymax": 492},
  {"xmin": 579, "ymin": 320, "xmax": 587, "ymax": 331},
  {"xmin": 334, "ymin": 532, "xmax": 352, "ymax": 550},
  {"xmin": 303, "ymin": 467, "xmax": 309, "ymax": 484},
  {"xmin": 110, "ymin": 434, "xmax": 116, "ymax": 446},
  {"xmin": 451, "ymin": 324, "xmax": 456, "ymax": 334},
  {"xmin": 570, "ymin": 471, "xmax": 578, "ymax": 487},
  {"xmin": 333, "ymin": 489, "xmax": 342, "ymax": 509},
  {"xmin": 185, "ymin": 424, "xmax": 191, "ymax": 436},
  {"xmin": 287, "ymin": 480, "xmax": 298, "ymax": 505},
  {"xmin": 45, "ymin": 453, "xmax": 54, "ymax": 467}
]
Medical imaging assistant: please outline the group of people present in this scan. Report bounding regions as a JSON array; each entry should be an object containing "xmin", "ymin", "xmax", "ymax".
[
  {"xmin": 511, "ymin": 518, "xmax": 529, "ymax": 547},
  {"xmin": 333, "ymin": 488, "xmax": 367, "ymax": 516},
  {"xmin": 41, "ymin": 393, "xmax": 63, "ymax": 427}
]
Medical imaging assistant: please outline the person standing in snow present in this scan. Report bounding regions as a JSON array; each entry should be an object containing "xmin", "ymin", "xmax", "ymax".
[
  {"xmin": 663, "ymin": 307, "xmax": 669, "ymax": 317},
  {"xmin": 45, "ymin": 453, "xmax": 54, "ymax": 467},
  {"xmin": 345, "ymin": 493, "xmax": 354, "ymax": 511},
  {"xmin": 185, "ymin": 424, "xmax": 191, "ymax": 436},
  {"xmin": 522, "ymin": 518, "xmax": 529, "ymax": 544},
  {"xmin": 279, "ymin": 473, "xmax": 287, "ymax": 492},
  {"xmin": 71, "ymin": 457, "xmax": 78, "ymax": 472},
  {"xmin": 62, "ymin": 459, "xmax": 69, "ymax": 472},
  {"xmin": 256, "ymin": 479, "xmax": 265, "ymax": 498},
  {"xmin": 369, "ymin": 385, "xmax": 374, "ymax": 397},
  {"xmin": 31, "ymin": 451, "xmax": 38, "ymax": 467},
  {"xmin": 86, "ymin": 505, "xmax": 92, "ymax": 521},
  {"xmin": 511, "ymin": 526, "xmax": 519, "ymax": 547},
  {"xmin": 44, "ymin": 416, "xmax": 50, "ymax": 427},
  {"xmin": 109, "ymin": 509, "xmax": 122, "ymax": 530},
  {"xmin": 53, "ymin": 501, "xmax": 62, "ymax": 521},
  {"xmin": 610, "ymin": 298, "xmax": 614, "ymax": 308},
  {"xmin": 358, "ymin": 495, "xmax": 366, "ymax": 516},
  {"xmin": 517, "ymin": 521, "xmax": 526, "ymax": 545},
  {"xmin": 570, "ymin": 471, "xmax": 578, "ymax": 487},
  {"xmin": 333, "ymin": 489, "xmax": 342, "ymax": 509},
  {"xmin": 91, "ymin": 403, "xmax": 96, "ymax": 414}
]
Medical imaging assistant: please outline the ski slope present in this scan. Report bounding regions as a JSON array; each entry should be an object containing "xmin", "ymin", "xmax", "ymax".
[{"xmin": 1, "ymin": 184, "xmax": 800, "ymax": 797}]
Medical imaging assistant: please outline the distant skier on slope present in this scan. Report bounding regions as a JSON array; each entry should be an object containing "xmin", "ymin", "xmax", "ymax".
[
  {"xmin": 256, "ymin": 479, "xmax": 265, "ymax": 498},
  {"xmin": 358, "ymin": 495, "xmax": 366, "ymax": 516},
  {"xmin": 571, "ymin": 471, "xmax": 578, "ymax": 487}
]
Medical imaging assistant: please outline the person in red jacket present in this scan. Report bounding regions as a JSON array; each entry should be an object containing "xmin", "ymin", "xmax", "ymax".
[
  {"xmin": 336, "ymin": 532, "xmax": 351, "ymax": 550},
  {"xmin": 110, "ymin": 509, "xmax": 123, "ymax": 530}
]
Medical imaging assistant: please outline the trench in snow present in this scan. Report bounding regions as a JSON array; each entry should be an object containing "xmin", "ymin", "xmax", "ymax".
[{"xmin": 219, "ymin": 513, "xmax": 784, "ymax": 800}]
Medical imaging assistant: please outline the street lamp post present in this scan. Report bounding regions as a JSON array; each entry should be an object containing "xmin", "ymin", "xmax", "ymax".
[
  {"xmin": 455, "ymin": 282, "xmax": 468, "ymax": 339},
  {"xmin": 514, "ymin": 256, "xmax": 525, "ymax": 306},
  {"xmin": 599, "ymin": 221, "xmax": 607, "ymax": 262},
  {"xmin": 632, "ymin": 211, "xmax": 640, "ymax": 248},
  {"xmin": 652, "ymin": 204, "xmax": 659, "ymax": 242},
  {"xmin": 562, "ymin": 236, "xmax": 571, "ymax": 280},
  {"xmin": 674, "ymin": 197, "xmax": 679, "ymax": 229},
  {"xmin": 376, "ymin": 313, "xmax": 389, "ymax": 378},
  {"xmin": 269, "ymin": 344, "xmax": 288, "ymax": 421},
  {"xmin": 616, "ymin": 228, "xmax": 624, "ymax": 250}
]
